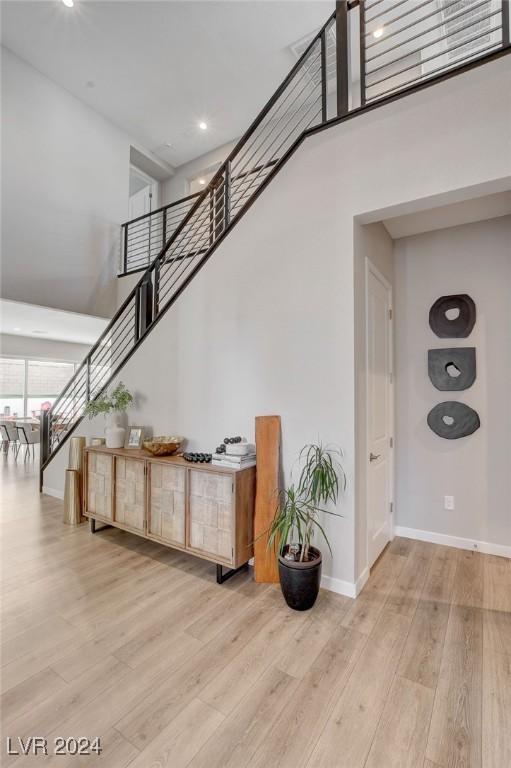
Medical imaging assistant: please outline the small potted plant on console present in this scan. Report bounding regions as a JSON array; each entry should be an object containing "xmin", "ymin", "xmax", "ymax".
[
  {"xmin": 84, "ymin": 382, "xmax": 133, "ymax": 448},
  {"xmin": 268, "ymin": 443, "xmax": 345, "ymax": 611}
]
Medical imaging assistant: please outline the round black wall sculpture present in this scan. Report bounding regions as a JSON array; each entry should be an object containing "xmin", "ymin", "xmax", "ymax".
[
  {"xmin": 427, "ymin": 401, "xmax": 480, "ymax": 439},
  {"xmin": 429, "ymin": 294, "xmax": 476, "ymax": 338}
]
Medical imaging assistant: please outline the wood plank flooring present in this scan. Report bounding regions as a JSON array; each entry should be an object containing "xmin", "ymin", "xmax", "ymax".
[{"xmin": 1, "ymin": 457, "xmax": 510, "ymax": 767}]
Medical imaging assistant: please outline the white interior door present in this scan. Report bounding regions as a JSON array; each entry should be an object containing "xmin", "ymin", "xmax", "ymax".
[
  {"xmin": 129, "ymin": 185, "xmax": 152, "ymax": 221},
  {"xmin": 128, "ymin": 166, "xmax": 158, "ymax": 220},
  {"xmin": 128, "ymin": 168, "xmax": 159, "ymax": 264},
  {"xmin": 366, "ymin": 260, "xmax": 393, "ymax": 567}
]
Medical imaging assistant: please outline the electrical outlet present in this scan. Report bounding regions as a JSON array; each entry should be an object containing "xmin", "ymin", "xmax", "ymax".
[{"xmin": 444, "ymin": 495, "xmax": 455, "ymax": 510}]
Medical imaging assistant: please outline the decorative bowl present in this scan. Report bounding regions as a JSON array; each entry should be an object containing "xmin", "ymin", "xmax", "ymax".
[{"xmin": 143, "ymin": 436, "xmax": 183, "ymax": 456}]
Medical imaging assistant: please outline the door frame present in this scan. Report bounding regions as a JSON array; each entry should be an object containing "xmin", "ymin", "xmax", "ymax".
[{"xmin": 364, "ymin": 257, "xmax": 394, "ymax": 568}]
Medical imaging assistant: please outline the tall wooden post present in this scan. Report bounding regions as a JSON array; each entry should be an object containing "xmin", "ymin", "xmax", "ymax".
[{"xmin": 254, "ymin": 415, "xmax": 281, "ymax": 583}]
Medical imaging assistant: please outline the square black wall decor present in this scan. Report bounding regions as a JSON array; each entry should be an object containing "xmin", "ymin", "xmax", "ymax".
[{"xmin": 428, "ymin": 347, "xmax": 476, "ymax": 391}]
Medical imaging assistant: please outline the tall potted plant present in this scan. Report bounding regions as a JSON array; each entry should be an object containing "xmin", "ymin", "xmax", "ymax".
[
  {"xmin": 268, "ymin": 443, "xmax": 345, "ymax": 611},
  {"xmin": 84, "ymin": 382, "xmax": 133, "ymax": 448}
]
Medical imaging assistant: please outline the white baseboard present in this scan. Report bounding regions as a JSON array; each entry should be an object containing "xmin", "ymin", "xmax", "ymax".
[
  {"xmin": 394, "ymin": 525, "xmax": 511, "ymax": 560},
  {"xmin": 355, "ymin": 566, "xmax": 370, "ymax": 594},
  {"xmin": 321, "ymin": 574, "xmax": 357, "ymax": 598},
  {"xmin": 321, "ymin": 568, "xmax": 369, "ymax": 597},
  {"xmin": 321, "ymin": 566, "xmax": 369, "ymax": 600},
  {"xmin": 42, "ymin": 486, "xmax": 64, "ymax": 500}
]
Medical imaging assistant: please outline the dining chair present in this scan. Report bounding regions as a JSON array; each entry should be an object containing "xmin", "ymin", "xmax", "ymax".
[
  {"xmin": 16, "ymin": 426, "xmax": 39, "ymax": 461},
  {"xmin": 1, "ymin": 423, "xmax": 20, "ymax": 457},
  {"xmin": 0, "ymin": 424, "xmax": 10, "ymax": 454}
]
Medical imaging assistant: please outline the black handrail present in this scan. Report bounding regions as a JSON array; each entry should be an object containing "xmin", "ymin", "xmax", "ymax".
[
  {"xmin": 120, "ymin": 191, "xmax": 201, "ymax": 228},
  {"xmin": 40, "ymin": 0, "xmax": 510, "ymax": 484}
]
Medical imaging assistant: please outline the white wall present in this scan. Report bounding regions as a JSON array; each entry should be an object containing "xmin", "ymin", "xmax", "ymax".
[
  {"xmin": 394, "ymin": 216, "xmax": 511, "ymax": 552},
  {"xmin": 1, "ymin": 47, "xmax": 132, "ymax": 317},
  {"xmin": 162, "ymin": 140, "xmax": 236, "ymax": 204},
  {"xmin": 116, "ymin": 272, "xmax": 140, "ymax": 311},
  {"xmin": 0, "ymin": 333, "xmax": 90, "ymax": 362},
  {"xmin": 44, "ymin": 56, "xmax": 511, "ymax": 593}
]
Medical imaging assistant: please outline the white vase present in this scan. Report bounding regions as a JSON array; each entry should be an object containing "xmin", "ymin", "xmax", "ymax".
[{"xmin": 105, "ymin": 411, "xmax": 125, "ymax": 449}]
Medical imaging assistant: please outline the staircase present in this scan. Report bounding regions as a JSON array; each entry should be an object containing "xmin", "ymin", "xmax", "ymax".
[{"xmin": 40, "ymin": 0, "xmax": 509, "ymax": 481}]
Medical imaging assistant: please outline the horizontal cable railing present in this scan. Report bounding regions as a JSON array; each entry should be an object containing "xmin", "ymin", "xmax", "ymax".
[
  {"xmin": 121, "ymin": 193, "xmax": 200, "ymax": 275},
  {"xmin": 41, "ymin": 1, "xmax": 510, "ymax": 474},
  {"xmin": 361, "ymin": 0, "xmax": 508, "ymax": 104}
]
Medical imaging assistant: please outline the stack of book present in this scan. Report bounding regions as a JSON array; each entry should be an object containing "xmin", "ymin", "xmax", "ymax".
[{"xmin": 212, "ymin": 442, "xmax": 256, "ymax": 469}]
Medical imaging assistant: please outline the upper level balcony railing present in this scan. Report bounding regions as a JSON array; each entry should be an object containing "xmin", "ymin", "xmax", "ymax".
[
  {"xmin": 360, "ymin": 0, "xmax": 508, "ymax": 105},
  {"xmin": 120, "ymin": 193, "xmax": 200, "ymax": 276}
]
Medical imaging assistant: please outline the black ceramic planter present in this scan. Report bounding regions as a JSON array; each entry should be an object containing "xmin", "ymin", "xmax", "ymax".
[{"xmin": 278, "ymin": 546, "xmax": 322, "ymax": 611}]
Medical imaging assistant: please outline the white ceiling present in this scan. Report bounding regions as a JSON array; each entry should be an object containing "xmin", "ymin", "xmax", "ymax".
[
  {"xmin": 0, "ymin": 0, "xmax": 332, "ymax": 168},
  {"xmin": 0, "ymin": 299, "xmax": 109, "ymax": 345}
]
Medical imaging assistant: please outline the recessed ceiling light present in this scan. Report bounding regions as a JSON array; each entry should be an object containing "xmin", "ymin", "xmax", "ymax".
[
  {"xmin": 373, "ymin": 27, "xmax": 384, "ymax": 39},
  {"xmin": 164, "ymin": 141, "xmax": 173, "ymax": 148},
  {"xmin": 62, "ymin": 0, "xmax": 74, "ymax": 7},
  {"xmin": 198, "ymin": 178, "xmax": 206, "ymax": 185},
  {"xmin": 198, "ymin": 121, "xmax": 208, "ymax": 131},
  {"xmin": 13, "ymin": 327, "xmax": 21, "ymax": 332}
]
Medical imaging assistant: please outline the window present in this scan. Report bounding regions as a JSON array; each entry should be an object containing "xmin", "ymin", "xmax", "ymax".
[
  {"xmin": 0, "ymin": 358, "xmax": 25, "ymax": 418},
  {"xmin": 27, "ymin": 360, "xmax": 75, "ymax": 417},
  {"xmin": 0, "ymin": 357, "xmax": 77, "ymax": 419}
]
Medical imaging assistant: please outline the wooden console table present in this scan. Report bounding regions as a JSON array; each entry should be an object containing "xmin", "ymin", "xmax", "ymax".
[{"xmin": 83, "ymin": 446, "xmax": 255, "ymax": 583}]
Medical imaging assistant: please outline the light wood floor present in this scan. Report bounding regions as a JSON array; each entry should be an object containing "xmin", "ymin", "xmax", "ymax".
[{"xmin": 1, "ymin": 456, "xmax": 510, "ymax": 767}]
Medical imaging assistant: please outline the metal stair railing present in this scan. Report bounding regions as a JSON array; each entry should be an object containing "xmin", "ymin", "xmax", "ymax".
[
  {"xmin": 40, "ymin": 1, "xmax": 510, "ymax": 484},
  {"xmin": 120, "ymin": 192, "xmax": 201, "ymax": 276}
]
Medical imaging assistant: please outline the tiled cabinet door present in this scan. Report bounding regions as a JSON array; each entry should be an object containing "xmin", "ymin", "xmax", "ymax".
[
  {"xmin": 189, "ymin": 470, "xmax": 234, "ymax": 563},
  {"xmin": 148, "ymin": 463, "xmax": 186, "ymax": 546},
  {"xmin": 114, "ymin": 457, "xmax": 145, "ymax": 532},
  {"xmin": 86, "ymin": 452, "xmax": 113, "ymax": 520}
]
